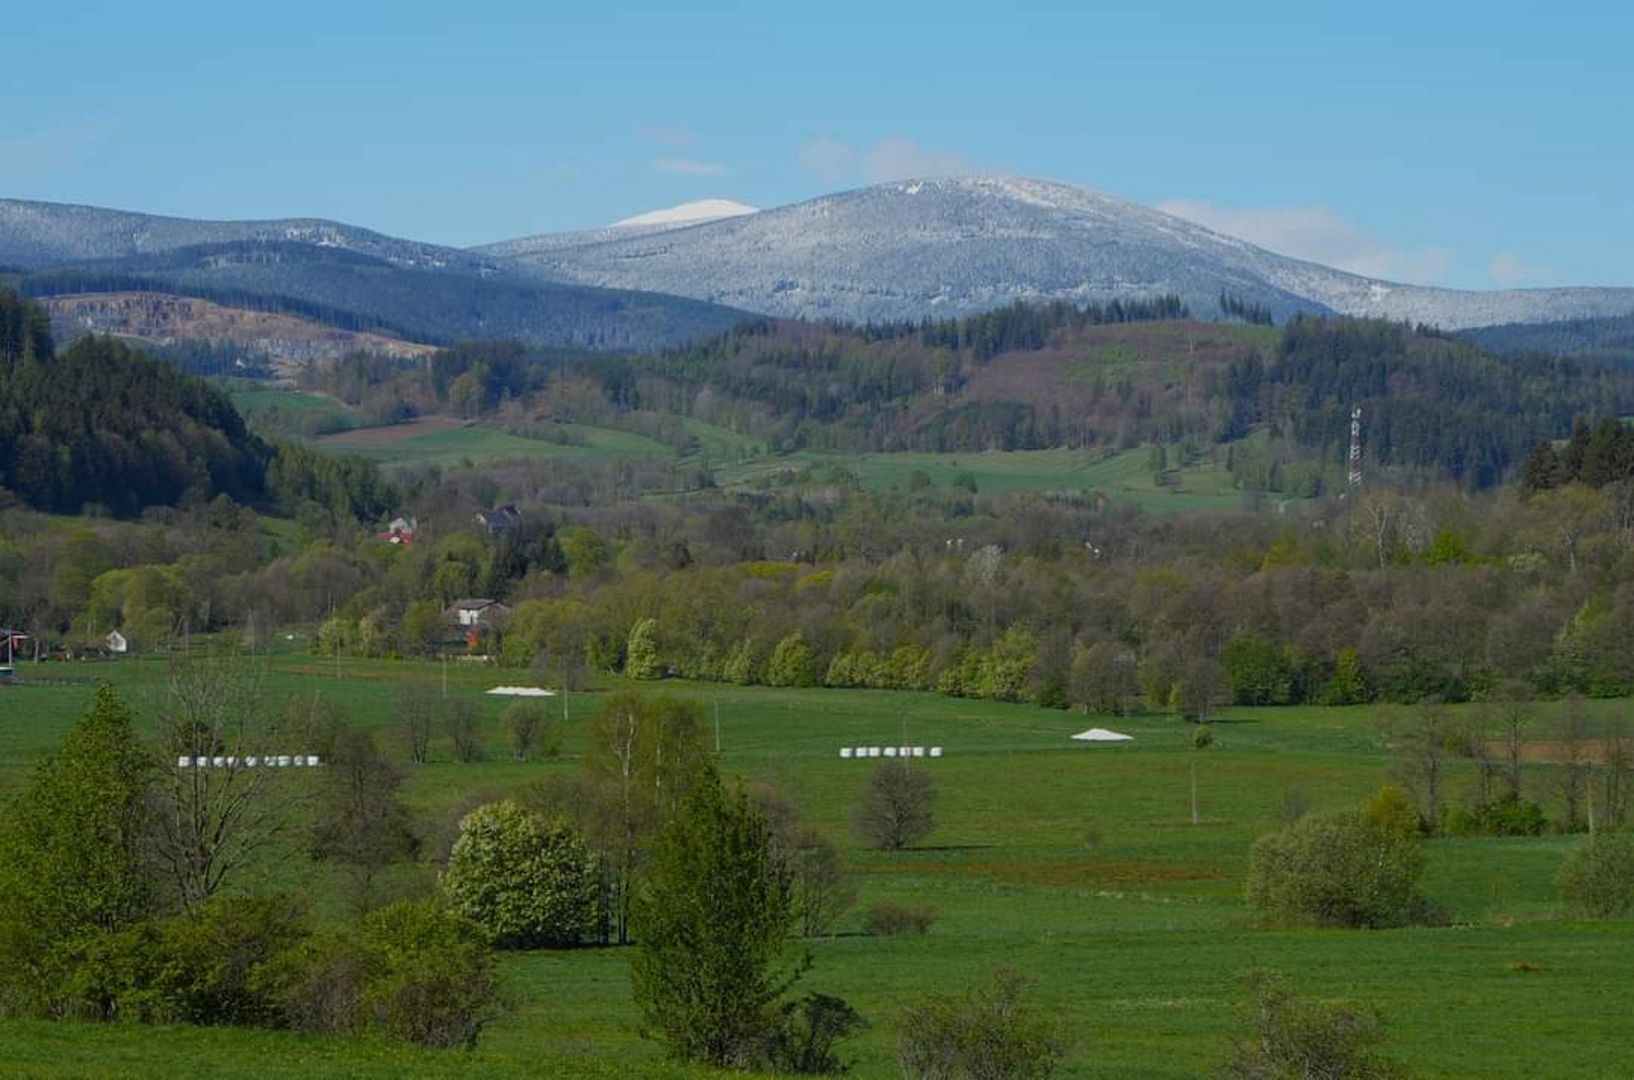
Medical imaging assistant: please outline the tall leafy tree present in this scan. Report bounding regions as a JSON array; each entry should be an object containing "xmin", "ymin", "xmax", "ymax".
[
  {"xmin": 583, "ymin": 692, "xmax": 710, "ymax": 943},
  {"xmin": 309, "ymin": 726, "xmax": 420, "ymax": 914},
  {"xmin": 0, "ymin": 684, "xmax": 158, "ymax": 1016},
  {"xmin": 629, "ymin": 767, "xmax": 804, "ymax": 1067}
]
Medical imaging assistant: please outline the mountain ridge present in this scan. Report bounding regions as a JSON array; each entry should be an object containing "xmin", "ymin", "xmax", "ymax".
[
  {"xmin": 490, "ymin": 176, "xmax": 1634, "ymax": 331},
  {"xmin": 8, "ymin": 179, "xmax": 1634, "ymax": 345},
  {"xmin": 0, "ymin": 202, "xmax": 755, "ymax": 350}
]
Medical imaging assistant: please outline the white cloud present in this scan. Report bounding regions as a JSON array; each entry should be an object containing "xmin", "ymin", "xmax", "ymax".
[
  {"xmin": 797, "ymin": 137, "xmax": 858, "ymax": 184},
  {"xmin": 652, "ymin": 156, "xmax": 729, "ymax": 177},
  {"xmin": 1488, "ymin": 251, "xmax": 1555, "ymax": 287},
  {"xmin": 1156, "ymin": 198, "xmax": 1455, "ymax": 285},
  {"xmin": 798, "ymin": 136, "xmax": 990, "ymax": 186},
  {"xmin": 862, "ymin": 137, "xmax": 978, "ymax": 183}
]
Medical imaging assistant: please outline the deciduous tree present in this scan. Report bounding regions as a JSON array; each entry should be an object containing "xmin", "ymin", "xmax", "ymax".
[{"xmin": 853, "ymin": 760, "xmax": 936, "ymax": 852}]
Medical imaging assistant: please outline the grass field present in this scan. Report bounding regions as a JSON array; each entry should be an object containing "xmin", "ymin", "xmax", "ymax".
[
  {"xmin": 715, "ymin": 446, "xmax": 1253, "ymax": 512},
  {"xmin": 264, "ymin": 395, "xmax": 1262, "ymax": 513},
  {"xmin": 2, "ymin": 656, "xmax": 1630, "ymax": 1077},
  {"xmin": 312, "ymin": 420, "xmax": 672, "ymax": 469},
  {"xmin": 227, "ymin": 387, "xmax": 364, "ymax": 438}
]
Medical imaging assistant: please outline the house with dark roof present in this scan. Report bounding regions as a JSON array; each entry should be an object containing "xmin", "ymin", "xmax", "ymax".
[
  {"xmin": 476, "ymin": 503, "xmax": 522, "ymax": 534},
  {"xmin": 445, "ymin": 598, "xmax": 510, "ymax": 632}
]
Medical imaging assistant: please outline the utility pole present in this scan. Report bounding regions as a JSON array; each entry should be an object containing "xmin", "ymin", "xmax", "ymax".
[{"xmin": 1348, "ymin": 406, "xmax": 1364, "ymax": 489}]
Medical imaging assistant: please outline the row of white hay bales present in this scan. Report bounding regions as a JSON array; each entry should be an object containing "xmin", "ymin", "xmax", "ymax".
[
  {"xmin": 177, "ymin": 754, "xmax": 322, "ymax": 768},
  {"xmin": 839, "ymin": 746, "xmax": 942, "ymax": 759}
]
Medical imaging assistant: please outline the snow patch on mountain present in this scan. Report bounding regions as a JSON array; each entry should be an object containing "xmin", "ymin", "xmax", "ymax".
[{"xmin": 611, "ymin": 199, "xmax": 757, "ymax": 228}]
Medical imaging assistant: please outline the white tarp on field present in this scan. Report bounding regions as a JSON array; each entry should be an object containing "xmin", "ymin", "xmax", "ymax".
[
  {"xmin": 485, "ymin": 686, "xmax": 557, "ymax": 697},
  {"xmin": 1071, "ymin": 728, "xmax": 1133, "ymax": 742}
]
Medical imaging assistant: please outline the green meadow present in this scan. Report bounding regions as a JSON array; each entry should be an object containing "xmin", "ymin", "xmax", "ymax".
[
  {"xmin": 2, "ymin": 657, "xmax": 1629, "ymax": 1077},
  {"xmin": 312, "ymin": 420, "xmax": 673, "ymax": 469},
  {"xmin": 253, "ymin": 392, "xmax": 1253, "ymax": 511},
  {"xmin": 714, "ymin": 446, "xmax": 1251, "ymax": 511}
]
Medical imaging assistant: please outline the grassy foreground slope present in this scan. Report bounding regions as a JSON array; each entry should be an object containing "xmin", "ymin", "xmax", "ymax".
[{"xmin": 1, "ymin": 659, "xmax": 1630, "ymax": 1077}]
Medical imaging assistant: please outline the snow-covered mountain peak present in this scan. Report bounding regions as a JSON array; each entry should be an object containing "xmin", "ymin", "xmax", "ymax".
[
  {"xmin": 611, "ymin": 199, "xmax": 757, "ymax": 228},
  {"xmin": 497, "ymin": 175, "xmax": 1634, "ymax": 330}
]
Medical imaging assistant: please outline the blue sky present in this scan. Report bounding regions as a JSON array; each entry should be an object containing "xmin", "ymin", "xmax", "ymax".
[{"xmin": 5, "ymin": 0, "xmax": 1631, "ymax": 289}]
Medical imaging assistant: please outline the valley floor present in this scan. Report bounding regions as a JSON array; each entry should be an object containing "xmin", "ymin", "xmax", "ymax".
[{"xmin": 2, "ymin": 659, "xmax": 1630, "ymax": 1077}]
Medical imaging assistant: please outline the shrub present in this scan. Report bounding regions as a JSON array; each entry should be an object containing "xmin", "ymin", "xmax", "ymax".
[
  {"xmin": 853, "ymin": 760, "xmax": 936, "ymax": 851},
  {"xmin": 1559, "ymin": 831, "xmax": 1634, "ymax": 918},
  {"xmin": 862, "ymin": 901, "xmax": 937, "ymax": 937},
  {"xmin": 1218, "ymin": 969, "xmax": 1408, "ymax": 1079},
  {"xmin": 52, "ymin": 895, "xmax": 310, "ymax": 1027},
  {"xmin": 251, "ymin": 900, "xmax": 497, "ymax": 1048},
  {"xmin": 441, "ymin": 800, "xmax": 598, "ymax": 948},
  {"xmin": 446, "ymin": 700, "xmax": 485, "ymax": 762},
  {"xmin": 503, "ymin": 700, "xmax": 558, "ymax": 762},
  {"xmin": 1445, "ymin": 796, "xmax": 1549, "ymax": 837},
  {"xmin": 147, "ymin": 894, "xmax": 310, "ymax": 1027},
  {"xmin": 761, "ymin": 993, "xmax": 866, "ymax": 1075},
  {"xmin": 357, "ymin": 900, "xmax": 498, "ymax": 1049},
  {"xmin": 791, "ymin": 832, "xmax": 856, "ymax": 938},
  {"xmin": 897, "ymin": 967, "xmax": 1064, "ymax": 1079},
  {"xmin": 1245, "ymin": 810, "xmax": 1425, "ymax": 928},
  {"xmin": 252, "ymin": 934, "xmax": 368, "ymax": 1035}
]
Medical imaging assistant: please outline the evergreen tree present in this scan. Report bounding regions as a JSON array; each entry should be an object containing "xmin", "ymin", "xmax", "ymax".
[
  {"xmin": 0, "ymin": 685, "xmax": 158, "ymax": 1016},
  {"xmin": 629, "ymin": 767, "xmax": 804, "ymax": 1067}
]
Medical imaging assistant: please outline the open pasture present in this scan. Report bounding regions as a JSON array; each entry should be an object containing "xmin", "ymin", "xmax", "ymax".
[
  {"xmin": 714, "ymin": 446, "xmax": 1252, "ymax": 512},
  {"xmin": 1, "ymin": 658, "xmax": 1631, "ymax": 1077},
  {"xmin": 311, "ymin": 419, "xmax": 672, "ymax": 469}
]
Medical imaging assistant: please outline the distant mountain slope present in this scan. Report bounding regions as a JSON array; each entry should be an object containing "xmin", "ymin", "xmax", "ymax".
[
  {"xmin": 0, "ymin": 197, "xmax": 497, "ymax": 274},
  {"xmin": 492, "ymin": 177, "xmax": 1634, "ymax": 331},
  {"xmin": 1463, "ymin": 311, "xmax": 1634, "ymax": 366},
  {"xmin": 3, "ymin": 224, "xmax": 753, "ymax": 350}
]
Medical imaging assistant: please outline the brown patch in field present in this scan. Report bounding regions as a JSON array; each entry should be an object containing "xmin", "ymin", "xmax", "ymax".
[
  {"xmin": 1482, "ymin": 739, "xmax": 1621, "ymax": 765},
  {"xmin": 316, "ymin": 416, "xmax": 464, "ymax": 447},
  {"xmin": 858, "ymin": 858, "xmax": 1224, "ymax": 888},
  {"xmin": 1508, "ymin": 960, "xmax": 1547, "ymax": 973}
]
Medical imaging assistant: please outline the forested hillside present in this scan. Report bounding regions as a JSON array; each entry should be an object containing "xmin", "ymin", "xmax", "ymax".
[
  {"xmin": 5, "ymin": 239, "xmax": 753, "ymax": 351},
  {"xmin": 304, "ymin": 302, "xmax": 1634, "ymax": 494},
  {"xmin": 0, "ymin": 291, "xmax": 394, "ymax": 520},
  {"xmin": 1467, "ymin": 311, "xmax": 1634, "ymax": 366},
  {"xmin": 0, "ymin": 306, "xmax": 267, "ymax": 515}
]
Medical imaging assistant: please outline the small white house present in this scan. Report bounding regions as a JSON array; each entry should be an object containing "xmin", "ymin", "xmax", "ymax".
[
  {"xmin": 105, "ymin": 630, "xmax": 129, "ymax": 654},
  {"xmin": 446, "ymin": 598, "xmax": 510, "ymax": 631}
]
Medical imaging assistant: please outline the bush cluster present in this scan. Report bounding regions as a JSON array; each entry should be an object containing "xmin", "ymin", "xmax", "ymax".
[
  {"xmin": 1246, "ymin": 807, "xmax": 1427, "ymax": 928},
  {"xmin": 897, "ymin": 968, "xmax": 1065, "ymax": 1080},
  {"xmin": 1444, "ymin": 796, "xmax": 1549, "ymax": 838},
  {"xmin": 1559, "ymin": 832, "xmax": 1634, "ymax": 918},
  {"xmin": 862, "ymin": 901, "xmax": 938, "ymax": 937},
  {"xmin": 19, "ymin": 895, "xmax": 495, "ymax": 1048},
  {"xmin": 440, "ymin": 800, "xmax": 598, "ymax": 948}
]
